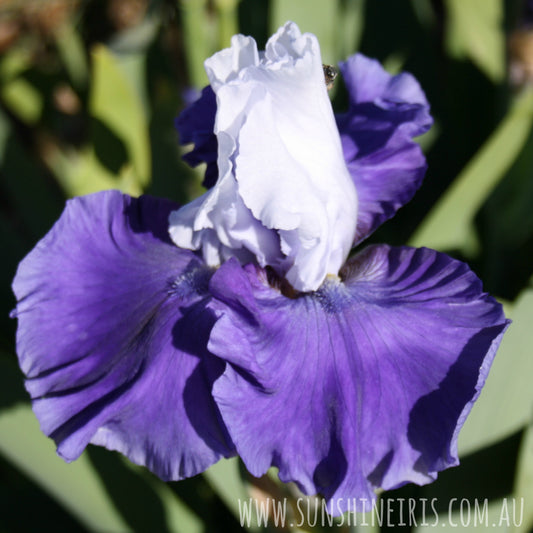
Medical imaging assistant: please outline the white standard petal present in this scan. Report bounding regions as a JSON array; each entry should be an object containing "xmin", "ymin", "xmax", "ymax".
[{"xmin": 169, "ymin": 21, "xmax": 358, "ymax": 292}]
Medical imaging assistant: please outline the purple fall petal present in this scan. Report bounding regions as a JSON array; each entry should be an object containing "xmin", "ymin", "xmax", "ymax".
[
  {"xmin": 336, "ymin": 54, "xmax": 433, "ymax": 243},
  {"xmin": 12, "ymin": 190, "xmax": 234, "ymax": 479},
  {"xmin": 207, "ymin": 248, "xmax": 508, "ymax": 514}
]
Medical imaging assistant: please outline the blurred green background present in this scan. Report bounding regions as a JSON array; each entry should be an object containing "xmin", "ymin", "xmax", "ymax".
[{"xmin": 1, "ymin": 0, "xmax": 533, "ymax": 531}]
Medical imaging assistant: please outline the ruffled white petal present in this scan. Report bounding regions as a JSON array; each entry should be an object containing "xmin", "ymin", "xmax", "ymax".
[{"xmin": 169, "ymin": 21, "xmax": 358, "ymax": 292}]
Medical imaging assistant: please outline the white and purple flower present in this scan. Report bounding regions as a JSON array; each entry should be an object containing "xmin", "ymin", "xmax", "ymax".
[{"xmin": 11, "ymin": 22, "xmax": 509, "ymax": 514}]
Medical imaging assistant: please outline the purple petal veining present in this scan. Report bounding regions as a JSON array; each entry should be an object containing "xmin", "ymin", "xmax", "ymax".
[
  {"xmin": 12, "ymin": 190, "xmax": 234, "ymax": 478},
  {"xmin": 207, "ymin": 248, "xmax": 508, "ymax": 514}
]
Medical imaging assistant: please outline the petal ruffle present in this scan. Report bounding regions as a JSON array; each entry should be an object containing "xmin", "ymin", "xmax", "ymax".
[
  {"xmin": 12, "ymin": 190, "xmax": 234, "ymax": 479},
  {"xmin": 207, "ymin": 247, "xmax": 508, "ymax": 514},
  {"xmin": 336, "ymin": 54, "xmax": 433, "ymax": 243},
  {"xmin": 170, "ymin": 22, "xmax": 358, "ymax": 292},
  {"xmin": 175, "ymin": 53, "xmax": 433, "ymax": 248}
]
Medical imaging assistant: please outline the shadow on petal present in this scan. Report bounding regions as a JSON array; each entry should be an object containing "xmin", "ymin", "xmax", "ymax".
[
  {"xmin": 172, "ymin": 300, "xmax": 235, "ymax": 456},
  {"xmin": 368, "ymin": 450, "xmax": 394, "ymax": 488},
  {"xmin": 312, "ymin": 423, "xmax": 348, "ymax": 496},
  {"xmin": 124, "ymin": 193, "xmax": 178, "ymax": 242},
  {"xmin": 408, "ymin": 324, "xmax": 509, "ymax": 475},
  {"xmin": 50, "ymin": 360, "xmax": 146, "ymax": 447}
]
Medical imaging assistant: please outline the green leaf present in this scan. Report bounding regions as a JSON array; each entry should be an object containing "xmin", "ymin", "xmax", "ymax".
[
  {"xmin": 0, "ymin": 46, "xmax": 33, "ymax": 81},
  {"xmin": 513, "ymin": 424, "xmax": 533, "ymax": 533},
  {"xmin": 270, "ymin": 0, "xmax": 339, "ymax": 64},
  {"xmin": 1, "ymin": 116, "xmax": 63, "ymax": 241},
  {"xmin": 47, "ymin": 45, "xmax": 153, "ymax": 197},
  {"xmin": 150, "ymin": 478, "xmax": 204, "ymax": 533},
  {"xmin": 336, "ymin": 0, "xmax": 366, "ymax": 59},
  {"xmin": 0, "ymin": 46, "xmax": 43, "ymax": 124},
  {"xmin": 1, "ymin": 78, "xmax": 43, "ymax": 124},
  {"xmin": 458, "ymin": 287, "xmax": 533, "ymax": 456},
  {"xmin": 179, "ymin": 0, "xmax": 212, "ymax": 88},
  {"xmin": 213, "ymin": 0, "xmax": 240, "ymax": 48},
  {"xmin": 445, "ymin": 0, "xmax": 505, "ymax": 82},
  {"xmin": 0, "ymin": 403, "xmax": 129, "ymax": 532},
  {"xmin": 86, "ymin": 447, "xmax": 203, "ymax": 533},
  {"xmin": 90, "ymin": 45, "xmax": 151, "ymax": 189},
  {"xmin": 109, "ymin": 12, "xmax": 161, "ymax": 56},
  {"xmin": 45, "ymin": 146, "xmax": 143, "ymax": 198},
  {"xmin": 203, "ymin": 458, "xmax": 251, "ymax": 524},
  {"xmin": 55, "ymin": 23, "xmax": 89, "ymax": 89},
  {"xmin": 410, "ymin": 88, "xmax": 533, "ymax": 253},
  {"xmin": 108, "ymin": 13, "xmax": 162, "ymax": 113}
]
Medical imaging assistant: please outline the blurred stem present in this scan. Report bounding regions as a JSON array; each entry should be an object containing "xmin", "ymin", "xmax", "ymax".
[
  {"xmin": 179, "ymin": 0, "xmax": 210, "ymax": 88},
  {"xmin": 214, "ymin": 0, "xmax": 239, "ymax": 48}
]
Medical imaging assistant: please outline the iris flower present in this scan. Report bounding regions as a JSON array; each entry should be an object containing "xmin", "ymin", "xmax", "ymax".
[{"xmin": 12, "ymin": 22, "xmax": 508, "ymax": 514}]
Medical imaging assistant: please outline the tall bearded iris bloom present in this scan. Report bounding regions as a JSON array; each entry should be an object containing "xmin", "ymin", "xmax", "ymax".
[{"xmin": 12, "ymin": 22, "xmax": 508, "ymax": 514}]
